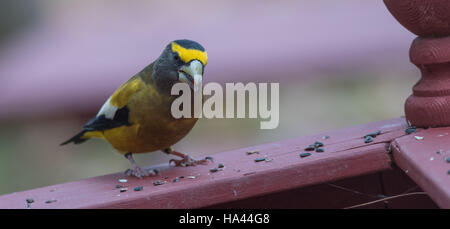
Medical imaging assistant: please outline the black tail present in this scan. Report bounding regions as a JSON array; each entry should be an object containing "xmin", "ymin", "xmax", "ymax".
[{"xmin": 60, "ymin": 130, "xmax": 89, "ymax": 145}]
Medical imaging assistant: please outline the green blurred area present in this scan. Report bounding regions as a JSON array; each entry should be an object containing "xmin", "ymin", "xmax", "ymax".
[{"xmin": 0, "ymin": 74, "xmax": 417, "ymax": 195}]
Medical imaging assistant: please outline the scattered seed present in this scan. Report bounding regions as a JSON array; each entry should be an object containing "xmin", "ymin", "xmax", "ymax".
[
  {"xmin": 246, "ymin": 150, "xmax": 260, "ymax": 155},
  {"xmin": 153, "ymin": 180, "xmax": 166, "ymax": 186},
  {"xmin": 430, "ymin": 157, "xmax": 434, "ymax": 161},
  {"xmin": 26, "ymin": 198, "xmax": 34, "ymax": 204},
  {"xmin": 118, "ymin": 179, "xmax": 128, "ymax": 183},
  {"xmin": 364, "ymin": 136, "xmax": 373, "ymax": 143},
  {"xmin": 45, "ymin": 199, "xmax": 57, "ymax": 204},
  {"xmin": 448, "ymin": 170, "xmax": 450, "ymax": 175},
  {"xmin": 365, "ymin": 131, "xmax": 381, "ymax": 138},
  {"xmin": 210, "ymin": 168, "xmax": 219, "ymax": 173},
  {"xmin": 134, "ymin": 186, "xmax": 143, "ymax": 191},
  {"xmin": 414, "ymin": 136, "xmax": 424, "ymax": 140},
  {"xmin": 314, "ymin": 141, "xmax": 324, "ymax": 147},
  {"xmin": 153, "ymin": 169, "xmax": 160, "ymax": 175},
  {"xmin": 446, "ymin": 157, "xmax": 450, "ymax": 163},
  {"xmin": 187, "ymin": 176, "xmax": 196, "ymax": 179},
  {"xmin": 254, "ymin": 157, "xmax": 266, "ymax": 162},
  {"xmin": 322, "ymin": 135, "xmax": 330, "ymax": 140},
  {"xmin": 218, "ymin": 163, "xmax": 225, "ymax": 168},
  {"xmin": 300, "ymin": 153, "xmax": 312, "ymax": 158},
  {"xmin": 304, "ymin": 145, "xmax": 315, "ymax": 151},
  {"xmin": 172, "ymin": 178, "xmax": 180, "ymax": 183},
  {"xmin": 179, "ymin": 176, "xmax": 184, "ymax": 179},
  {"xmin": 164, "ymin": 176, "xmax": 169, "ymax": 179},
  {"xmin": 115, "ymin": 185, "xmax": 123, "ymax": 189},
  {"xmin": 315, "ymin": 148, "xmax": 324, "ymax": 153},
  {"xmin": 265, "ymin": 158, "xmax": 273, "ymax": 162},
  {"xmin": 405, "ymin": 127, "xmax": 417, "ymax": 135},
  {"xmin": 205, "ymin": 156, "xmax": 214, "ymax": 162},
  {"xmin": 120, "ymin": 188, "xmax": 128, "ymax": 192}
]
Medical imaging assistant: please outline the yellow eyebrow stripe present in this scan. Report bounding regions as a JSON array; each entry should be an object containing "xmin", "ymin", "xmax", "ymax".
[{"xmin": 171, "ymin": 42, "xmax": 207, "ymax": 66}]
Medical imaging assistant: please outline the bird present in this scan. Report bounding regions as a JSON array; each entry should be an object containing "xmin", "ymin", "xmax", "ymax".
[{"xmin": 61, "ymin": 39, "xmax": 212, "ymax": 178}]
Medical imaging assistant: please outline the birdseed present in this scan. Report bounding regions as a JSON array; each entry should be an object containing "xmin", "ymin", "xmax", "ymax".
[
  {"xmin": 322, "ymin": 136, "xmax": 330, "ymax": 140},
  {"xmin": 364, "ymin": 131, "xmax": 381, "ymax": 138},
  {"xmin": 314, "ymin": 141, "xmax": 324, "ymax": 147},
  {"xmin": 446, "ymin": 157, "xmax": 450, "ymax": 163},
  {"xmin": 254, "ymin": 158, "xmax": 266, "ymax": 162},
  {"xmin": 210, "ymin": 168, "xmax": 219, "ymax": 173},
  {"xmin": 304, "ymin": 145, "xmax": 315, "ymax": 151},
  {"xmin": 364, "ymin": 136, "xmax": 373, "ymax": 143},
  {"xmin": 414, "ymin": 136, "xmax": 424, "ymax": 140},
  {"xmin": 187, "ymin": 176, "xmax": 196, "ymax": 179},
  {"xmin": 172, "ymin": 178, "xmax": 180, "ymax": 183},
  {"xmin": 246, "ymin": 150, "xmax": 260, "ymax": 155},
  {"xmin": 179, "ymin": 176, "xmax": 184, "ymax": 179},
  {"xmin": 265, "ymin": 158, "xmax": 273, "ymax": 162},
  {"xmin": 300, "ymin": 153, "xmax": 311, "ymax": 158},
  {"xmin": 315, "ymin": 148, "xmax": 324, "ymax": 153},
  {"xmin": 115, "ymin": 185, "xmax": 122, "ymax": 189},
  {"xmin": 153, "ymin": 180, "xmax": 166, "ymax": 186},
  {"xmin": 26, "ymin": 198, "xmax": 34, "ymax": 204},
  {"xmin": 205, "ymin": 156, "xmax": 214, "ymax": 162},
  {"xmin": 134, "ymin": 186, "xmax": 143, "ymax": 191},
  {"xmin": 120, "ymin": 188, "xmax": 128, "ymax": 192},
  {"xmin": 405, "ymin": 126, "xmax": 417, "ymax": 135},
  {"xmin": 218, "ymin": 163, "xmax": 225, "ymax": 168},
  {"xmin": 45, "ymin": 199, "xmax": 57, "ymax": 204},
  {"xmin": 118, "ymin": 179, "xmax": 128, "ymax": 183}
]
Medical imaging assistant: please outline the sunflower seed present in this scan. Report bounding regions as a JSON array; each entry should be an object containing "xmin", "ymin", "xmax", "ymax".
[
  {"xmin": 364, "ymin": 136, "xmax": 373, "ymax": 143},
  {"xmin": 187, "ymin": 176, "xmax": 196, "ymax": 179},
  {"xmin": 446, "ymin": 157, "xmax": 450, "ymax": 163},
  {"xmin": 365, "ymin": 131, "xmax": 381, "ymax": 138},
  {"xmin": 315, "ymin": 148, "xmax": 324, "ymax": 153},
  {"xmin": 153, "ymin": 180, "xmax": 166, "ymax": 186},
  {"xmin": 172, "ymin": 178, "xmax": 180, "ymax": 183},
  {"xmin": 45, "ymin": 199, "xmax": 57, "ymax": 204},
  {"xmin": 134, "ymin": 186, "xmax": 143, "ymax": 191},
  {"xmin": 254, "ymin": 158, "xmax": 266, "ymax": 162},
  {"xmin": 118, "ymin": 179, "xmax": 128, "ymax": 183},
  {"xmin": 26, "ymin": 198, "xmax": 34, "ymax": 204},
  {"xmin": 246, "ymin": 150, "xmax": 260, "ymax": 155},
  {"xmin": 314, "ymin": 141, "xmax": 324, "ymax": 147},
  {"xmin": 414, "ymin": 136, "xmax": 424, "ymax": 140},
  {"xmin": 405, "ymin": 127, "xmax": 417, "ymax": 135},
  {"xmin": 210, "ymin": 168, "xmax": 219, "ymax": 173},
  {"xmin": 115, "ymin": 185, "xmax": 122, "ymax": 189},
  {"xmin": 218, "ymin": 163, "xmax": 225, "ymax": 168},
  {"xmin": 304, "ymin": 145, "xmax": 315, "ymax": 151},
  {"xmin": 300, "ymin": 153, "xmax": 311, "ymax": 158},
  {"xmin": 119, "ymin": 188, "xmax": 128, "ymax": 192}
]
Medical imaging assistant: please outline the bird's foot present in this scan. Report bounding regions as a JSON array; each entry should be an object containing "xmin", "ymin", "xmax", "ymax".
[
  {"xmin": 169, "ymin": 155, "xmax": 213, "ymax": 167},
  {"xmin": 124, "ymin": 166, "xmax": 155, "ymax": 179}
]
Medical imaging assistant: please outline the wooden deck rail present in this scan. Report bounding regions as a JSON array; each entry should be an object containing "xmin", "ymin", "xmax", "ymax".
[
  {"xmin": 0, "ymin": 117, "xmax": 446, "ymax": 208},
  {"xmin": 1, "ymin": 0, "xmax": 450, "ymax": 208}
]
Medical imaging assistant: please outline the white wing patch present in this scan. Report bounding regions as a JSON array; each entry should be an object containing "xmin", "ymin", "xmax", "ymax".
[{"xmin": 97, "ymin": 97, "xmax": 118, "ymax": 119}]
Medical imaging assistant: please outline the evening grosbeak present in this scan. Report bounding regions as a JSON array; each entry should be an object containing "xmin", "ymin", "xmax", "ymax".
[{"xmin": 61, "ymin": 39, "xmax": 211, "ymax": 178}]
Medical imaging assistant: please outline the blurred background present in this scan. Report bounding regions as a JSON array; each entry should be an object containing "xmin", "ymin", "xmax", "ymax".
[{"xmin": 0, "ymin": 0, "xmax": 417, "ymax": 195}]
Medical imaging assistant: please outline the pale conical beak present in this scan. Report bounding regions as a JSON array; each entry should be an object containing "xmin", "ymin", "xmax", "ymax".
[{"xmin": 178, "ymin": 60, "xmax": 203, "ymax": 92}]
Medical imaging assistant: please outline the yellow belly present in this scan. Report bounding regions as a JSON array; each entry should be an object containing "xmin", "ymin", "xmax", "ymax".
[{"xmin": 102, "ymin": 86, "xmax": 198, "ymax": 154}]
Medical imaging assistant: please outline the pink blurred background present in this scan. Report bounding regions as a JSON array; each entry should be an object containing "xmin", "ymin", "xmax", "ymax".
[{"xmin": 0, "ymin": 0, "xmax": 417, "ymax": 194}]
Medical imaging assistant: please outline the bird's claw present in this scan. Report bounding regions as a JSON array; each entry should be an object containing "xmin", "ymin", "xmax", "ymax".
[
  {"xmin": 124, "ymin": 166, "xmax": 154, "ymax": 179},
  {"xmin": 169, "ymin": 155, "xmax": 213, "ymax": 167}
]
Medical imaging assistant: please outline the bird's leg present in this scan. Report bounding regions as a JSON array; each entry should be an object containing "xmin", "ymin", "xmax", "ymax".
[
  {"xmin": 124, "ymin": 152, "xmax": 151, "ymax": 179},
  {"xmin": 163, "ymin": 147, "xmax": 213, "ymax": 167}
]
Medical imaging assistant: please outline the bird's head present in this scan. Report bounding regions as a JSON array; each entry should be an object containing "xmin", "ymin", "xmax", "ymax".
[{"xmin": 153, "ymin": 39, "xmax": 207, "ymax": 93}]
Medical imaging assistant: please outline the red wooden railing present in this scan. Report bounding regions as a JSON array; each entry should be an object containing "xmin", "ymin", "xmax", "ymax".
[{"xmin": 0, "ymin": 0, "xmax": 449, "ymax": 208}]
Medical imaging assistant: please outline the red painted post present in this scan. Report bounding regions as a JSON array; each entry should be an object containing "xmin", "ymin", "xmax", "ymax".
[{"xmin": 384, "ymin": 0, "xmax": 450, "ymax": 127}]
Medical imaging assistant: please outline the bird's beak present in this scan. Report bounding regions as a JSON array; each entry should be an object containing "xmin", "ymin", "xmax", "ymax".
[{"xmin": 178, "ymin": 60, "xmax": 203, "ymax": 92}]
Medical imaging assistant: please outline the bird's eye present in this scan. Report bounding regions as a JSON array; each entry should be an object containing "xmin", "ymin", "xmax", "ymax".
[{"xmin": 174, "ymin": 55, "xmax": 180, "ymax": 61}]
